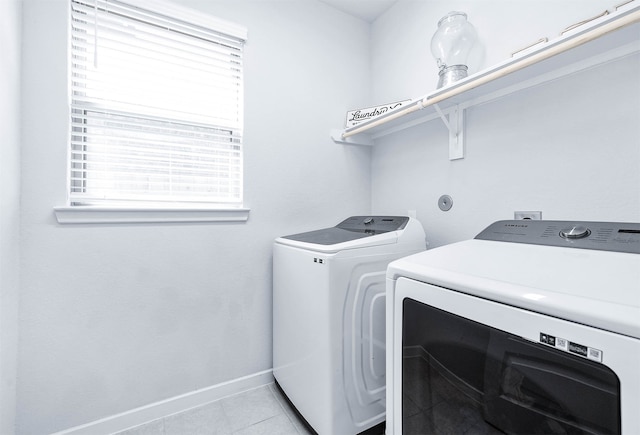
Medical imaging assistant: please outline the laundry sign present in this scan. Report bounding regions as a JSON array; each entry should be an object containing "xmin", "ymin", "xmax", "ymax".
[{"xmin": 345, "ymin": 100, "xmax": 411, "ymax": 128}]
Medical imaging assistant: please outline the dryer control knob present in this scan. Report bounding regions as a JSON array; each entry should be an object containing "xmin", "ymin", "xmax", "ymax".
[
  {"xmin": 560, "ymin": 225, "xmax": 591, "ymax": 239},
  {"xmin": 363, "ymin": 217, "xmax": 374, "ymax": 225}
]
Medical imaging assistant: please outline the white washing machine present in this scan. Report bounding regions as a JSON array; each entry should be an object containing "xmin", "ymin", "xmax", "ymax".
[
  {"xmin": 273, "ymin": 216, "xmax": 426, "ymax": 435},
  {"xmin": 386, "ymin": 220, "xmax": 640, "ymax": 435}
]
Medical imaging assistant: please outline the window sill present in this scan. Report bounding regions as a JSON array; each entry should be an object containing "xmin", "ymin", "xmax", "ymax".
[{"xmin": 53, "ymin": 206, "xmax": 250, "ymax": 224}]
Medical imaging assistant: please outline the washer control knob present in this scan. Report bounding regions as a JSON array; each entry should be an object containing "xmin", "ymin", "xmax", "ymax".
[
  {"xmin": 560, "ymin": 225, "xmax": 591, "ymax": 239},
  {"xmin": 363, "ymin": 217, "xmax": 374, "ymax": 225}
]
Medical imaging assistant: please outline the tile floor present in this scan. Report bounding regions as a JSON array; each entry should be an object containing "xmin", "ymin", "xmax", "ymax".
[{"xmin": 114, "ymin": 383, "xmax": 314, "ymax": 435}]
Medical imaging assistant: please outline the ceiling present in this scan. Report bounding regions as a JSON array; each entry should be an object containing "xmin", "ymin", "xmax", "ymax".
[{"xmin": 318, "ymin": 0, "xmax": 398, "ymax": 23}]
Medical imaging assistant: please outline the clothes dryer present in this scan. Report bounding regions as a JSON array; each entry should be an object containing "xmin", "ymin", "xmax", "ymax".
[
  {"xmin": 273, "ymin": 216, "xmax": 426, "ymax": 435},
  {"xmin": 386, "ymin": 220, "xmax": 640, "ymax": 435}
]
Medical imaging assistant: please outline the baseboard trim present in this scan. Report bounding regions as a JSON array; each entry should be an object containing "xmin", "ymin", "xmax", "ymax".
[{"xmin": 53, "ymin": 369, "xmax": 274, "ymax": 435}]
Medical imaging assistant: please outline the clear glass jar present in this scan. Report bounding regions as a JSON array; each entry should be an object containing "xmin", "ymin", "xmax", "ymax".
[{"xmin": 430, "ymin": 12, "xmax": 478, "ymax": 88}]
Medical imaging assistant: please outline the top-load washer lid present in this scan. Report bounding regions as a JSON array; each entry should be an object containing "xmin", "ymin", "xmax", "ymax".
[{"xmin": 276, "ymin": 216, "xmax": 410, "ymax": 252}]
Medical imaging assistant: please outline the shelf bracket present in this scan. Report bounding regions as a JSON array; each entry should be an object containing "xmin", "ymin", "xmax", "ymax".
[
  {"xmin": 434, "ymin": 104, "xmax": 465, "ymax": 160},
  {"xmin": 330, "ymin": 129, "xmax": 374, "ymax": 146}
]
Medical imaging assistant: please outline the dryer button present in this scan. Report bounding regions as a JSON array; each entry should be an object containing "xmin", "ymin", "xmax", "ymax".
[{"xmin": 560, "ymin": 225, "xmax": 591, "ymax": 239}]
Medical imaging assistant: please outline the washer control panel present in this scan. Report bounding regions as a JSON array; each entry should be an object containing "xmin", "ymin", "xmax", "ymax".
[
  {"xmin": 282, "ymin": 216, "xmax": 410, "ymax": 245},
  {"xmin": 336, "ymin": 216, "xmax": 409, "ymax": 234},
  {"xmin": 476, "ymin": 220, "xmax": 640, "ymax": 254}
]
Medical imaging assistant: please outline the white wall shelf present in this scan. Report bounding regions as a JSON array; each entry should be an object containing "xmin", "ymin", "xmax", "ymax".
[{"xmin": 331, "ymin": 4, "xmax": 640, "ymax": 160}]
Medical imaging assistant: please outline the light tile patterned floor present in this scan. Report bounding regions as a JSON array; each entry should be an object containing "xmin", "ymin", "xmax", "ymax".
[{"xmin": 114, "ymin": 383, "xmax": 314, "ymax": 435}]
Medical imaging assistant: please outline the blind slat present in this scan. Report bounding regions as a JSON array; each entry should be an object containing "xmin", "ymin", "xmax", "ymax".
[
  {"xmin": 70, "ymin": 25, "xmax": 244, "ymax": 71},
  {"xmin": 70, "ymin": 15, "xmax": 244, "ymax": 54},
  {"xmin": 72, "ymin": 0, "xmax": 247, "ymax": 43},
  {"xmin": 69, "ymin": 0, "xmax": 245, "ymax": 206}
]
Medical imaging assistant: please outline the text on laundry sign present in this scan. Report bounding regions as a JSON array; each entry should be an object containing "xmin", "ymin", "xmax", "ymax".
[{"xmin": 345, "ymin": 100, "xmax": 411, "ymax": 128}]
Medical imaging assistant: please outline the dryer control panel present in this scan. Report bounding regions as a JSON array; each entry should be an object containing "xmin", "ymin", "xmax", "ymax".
[{"xmin": 476, "ymin": 220, "xmax": 640, "ymax": 254}]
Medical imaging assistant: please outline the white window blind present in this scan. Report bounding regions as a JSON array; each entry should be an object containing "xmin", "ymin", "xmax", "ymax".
[{"xmin": 69, "ymin": 0, "xmax": 246, "ymax": 207}]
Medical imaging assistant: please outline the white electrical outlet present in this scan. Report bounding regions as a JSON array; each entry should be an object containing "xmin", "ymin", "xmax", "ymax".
[{"xmin": 514, "ymin": 211, "xmax": 542, "ymax": 220}]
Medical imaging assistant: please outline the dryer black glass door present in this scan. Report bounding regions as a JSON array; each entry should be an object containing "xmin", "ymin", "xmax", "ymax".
[{"xmin": 402, "ymin": 298, "xmax": 621, "ymax": 434}]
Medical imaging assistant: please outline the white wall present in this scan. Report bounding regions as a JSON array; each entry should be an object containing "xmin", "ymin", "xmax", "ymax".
[
  {"xmin": 371, "ymin": 0, "xmax": 640, "ymax": 247},
  {"xmin": 15, "ymin": 0, "xmax": 640, "ymax": 432},
  {"xmin": 0, "ymin": 0, "xmax": 21, "ymax": 433},
  {"xmin": 18, "ymin": 0, "xmax": 371, "ymax": 433}
]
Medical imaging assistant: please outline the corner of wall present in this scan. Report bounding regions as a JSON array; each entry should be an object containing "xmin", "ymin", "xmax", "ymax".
[{"xmin": 0, "ymin": 0, "xmax": 22, "ymax": 433}]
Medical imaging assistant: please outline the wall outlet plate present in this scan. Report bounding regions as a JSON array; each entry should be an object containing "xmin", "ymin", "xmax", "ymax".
[{"xmin": 514, "ymin": 211, "xmax": 542, "ymax": 220}]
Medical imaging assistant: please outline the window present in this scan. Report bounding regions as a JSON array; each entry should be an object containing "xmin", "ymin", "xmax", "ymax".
[{"xmin": 68, "ymin": 0, "xmax": 247, "ymax": 210}]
